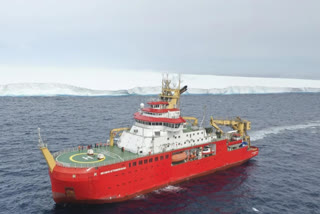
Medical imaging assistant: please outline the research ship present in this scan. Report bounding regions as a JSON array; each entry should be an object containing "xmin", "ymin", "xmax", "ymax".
[{"xmin": 38, "ymin": 76, "xmax": 259, "ymax": 204}]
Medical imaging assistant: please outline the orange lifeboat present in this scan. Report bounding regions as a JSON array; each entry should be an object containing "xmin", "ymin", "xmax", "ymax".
[{"xmin": 172, "ymin": 152, "xmax": 187, "ymax": 162}]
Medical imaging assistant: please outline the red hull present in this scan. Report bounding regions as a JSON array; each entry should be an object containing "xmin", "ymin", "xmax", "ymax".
[{"xmin": 49, "ymin": 139, "xmax": 259, "ymax": 204}]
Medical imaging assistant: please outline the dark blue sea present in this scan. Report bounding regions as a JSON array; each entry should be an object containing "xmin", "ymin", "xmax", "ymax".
[{"xmin": 1, "ymin": 94, "xmax": 320, "ymax": 214}]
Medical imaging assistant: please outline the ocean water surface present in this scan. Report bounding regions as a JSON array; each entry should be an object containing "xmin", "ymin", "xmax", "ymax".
[{"xmin": 0, "ymin": 94, "xmax": 319, "ymax": 214}]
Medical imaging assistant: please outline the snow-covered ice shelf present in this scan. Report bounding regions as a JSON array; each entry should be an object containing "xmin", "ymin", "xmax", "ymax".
[{"xmin": 1, "ymin": 73, "xmax": 320, "ymax": 96}]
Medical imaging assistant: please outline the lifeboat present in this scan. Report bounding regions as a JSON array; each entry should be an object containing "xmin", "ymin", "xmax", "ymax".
[{"xmin": 172, "ymin": 152, "xmax": 187, "ymax": 162}]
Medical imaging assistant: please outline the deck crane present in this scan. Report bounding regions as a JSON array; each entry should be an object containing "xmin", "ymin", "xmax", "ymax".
[
  {"xmin": 109, "ymin": 127, "xmax": 130, "ymax": 146},
  {"xmin": 182, "ymin": 117, "xmax": 198, "ymax": 126},
  {"xmin": 210, "ymin": 116, "xmax": 251, "ymax": 147}
]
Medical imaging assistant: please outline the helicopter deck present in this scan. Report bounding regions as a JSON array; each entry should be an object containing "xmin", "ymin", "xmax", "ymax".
[{"xmin": 54, "ymin": 146, "xmax": 139, "ymax": 168}]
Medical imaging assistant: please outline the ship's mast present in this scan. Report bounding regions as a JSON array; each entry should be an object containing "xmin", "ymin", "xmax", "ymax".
[{"xmin": 160, "ymin": 74, "xmax": 183, "ymax": 109}]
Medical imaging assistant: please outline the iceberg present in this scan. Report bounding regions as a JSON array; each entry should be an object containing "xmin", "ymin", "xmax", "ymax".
[{"xmin": 0, "ymin": 73, "xmax": 320, "ymax": 96}]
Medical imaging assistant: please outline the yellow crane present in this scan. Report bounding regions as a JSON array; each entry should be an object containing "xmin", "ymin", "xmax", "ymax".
[
  {"xmin": 109, "ymin": 127, "xmax": 130, "ymax": 146},
  {"xmin": 182, "ymin": 117, "xmax": 198, "ymax": 126},
  {"xmin": 159, "ymin": 74, "xmax": 188, "ymax": 109},
  {"xmin": 210, "ymin": 116, "xmax": 251, "ymax": 146}
]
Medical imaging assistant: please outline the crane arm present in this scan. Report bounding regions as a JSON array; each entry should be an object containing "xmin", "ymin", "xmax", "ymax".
[
  {"xmin": 183, "ymin": 117, "xmax": 198, "ymax": 126},
  {"xmin": 109, "ymin": 127, "xmax": 130, "ymax": 146},
  {"xmin": 210, "ymin": 117, "xmax": 250, "ymax": 135},
  {"xmin": 210, "ymin": 116, "xmax": 224, "ymax": 133},
  {"xmin": 209, "ymin": 116, "xmax": 251, "ymax": 146}
]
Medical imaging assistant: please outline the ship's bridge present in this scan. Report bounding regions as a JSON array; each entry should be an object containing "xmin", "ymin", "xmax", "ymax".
[{"xmin": 147, "ymin": 101, "xmax": 169, "ymax": 109}]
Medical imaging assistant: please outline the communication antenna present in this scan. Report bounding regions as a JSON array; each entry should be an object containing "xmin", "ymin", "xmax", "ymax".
[{"xmin": 200, "ymin": 105, "xmax": 207, "ymax": 127}]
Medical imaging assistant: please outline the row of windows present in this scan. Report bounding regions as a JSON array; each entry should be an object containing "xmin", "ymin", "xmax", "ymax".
[
  {"xmin": 136, "ymin": 120, "xmax": 181, "ymax": 128},
  {"xmin": 186, "ymin": 131, "xmax": 203, "ymax": 137},
  {"xmin": 129, "ymin": 154, "xmax": 169, "ymax": 167},
  {"xmin": 144, "ymin": 112, "xmax": 161, "ymax": 116},
  {"xmin": 166, "ymin": 131, "xmax": 205, "ymax": 140},
  {"xmin": 166, "ymin": 138, "xmax": 207, "ymax": 147},
  {"xmin": 150, "ymin": 105, "xmax": 159, "ymax": 108},
  {"xmin": 150, "ymin": 104, "xmax": 166, "ymax": 108}
]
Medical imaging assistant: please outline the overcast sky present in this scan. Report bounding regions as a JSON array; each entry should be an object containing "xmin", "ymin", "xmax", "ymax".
[{"xmin": 0, "ymin": 0, "xmax": 320, "ymax": 83}]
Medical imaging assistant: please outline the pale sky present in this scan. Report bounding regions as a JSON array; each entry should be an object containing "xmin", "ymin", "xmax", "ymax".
[{"xmin": 0, "ymin": 0, "xmax": 320, "ymax": 83}]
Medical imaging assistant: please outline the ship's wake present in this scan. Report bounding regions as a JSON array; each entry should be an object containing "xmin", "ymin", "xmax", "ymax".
[{"xmin": 250, "ymin": 121, "xmax": 320, "ymax": 141}]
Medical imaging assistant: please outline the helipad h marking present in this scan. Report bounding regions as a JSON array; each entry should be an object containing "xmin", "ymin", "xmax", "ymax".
[{"xmin": 69, "ymin": 153, "xmax": 105, "ymax": 163}]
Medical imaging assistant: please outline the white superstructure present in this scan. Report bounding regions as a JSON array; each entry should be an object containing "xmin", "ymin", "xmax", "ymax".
[{"xmin": 117, "ymin": 77, "xmax": 219, "ymax": 156}]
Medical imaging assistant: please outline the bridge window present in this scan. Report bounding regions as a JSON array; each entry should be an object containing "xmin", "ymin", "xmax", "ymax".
[
  {"xmin": 144, "ymin": 159, "xmax": 148, "ymax": 164},
  {"xmin": 149, "ymin": 158, "xmax": 153, "ymax": 163},
  {"xmin": 160, "ymin": 156, "xmax": 164, "ymax": 160},
  {"xmin": 129, "ymin": 163, "xmax": 131, "ymax": 168},
  {"xmin": 165, "ymin": 154, "xmax": 169, "ymax": 159},
  {"xmin": 132, "ymin": 162, "xmax": 136, "ymax": 167},
  {"xmin": 139, "ymin": 160, "xmax": 143, "ymax": 165},
  {"xmin": 155, "ymin": 157, "xmax": 159, "ymax": 161}
]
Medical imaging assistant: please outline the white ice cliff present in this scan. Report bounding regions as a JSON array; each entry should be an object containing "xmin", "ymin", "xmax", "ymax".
[{"xmin": 1, "ymin": 73, "xmax": 319, "ymax": 96}]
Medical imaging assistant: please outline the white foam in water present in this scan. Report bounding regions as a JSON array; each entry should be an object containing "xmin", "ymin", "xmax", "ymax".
[
  {"xmin": 161, "ymin": 185, "xmax": 183, "ymax": 192},
  {"xmin": 252, "ymin": 207, "xmax": 259, "ymax": 212},
  {"xmin": 154, "ymin": 185, "xmax": 184, "ymax": 194},
  {"xmin": 133, "ymin": 194, "xmax": 147, "ymax": 200},
  {"xmin": 250, "ymin": 121, "xmax": 320, "ymax": 141}
]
